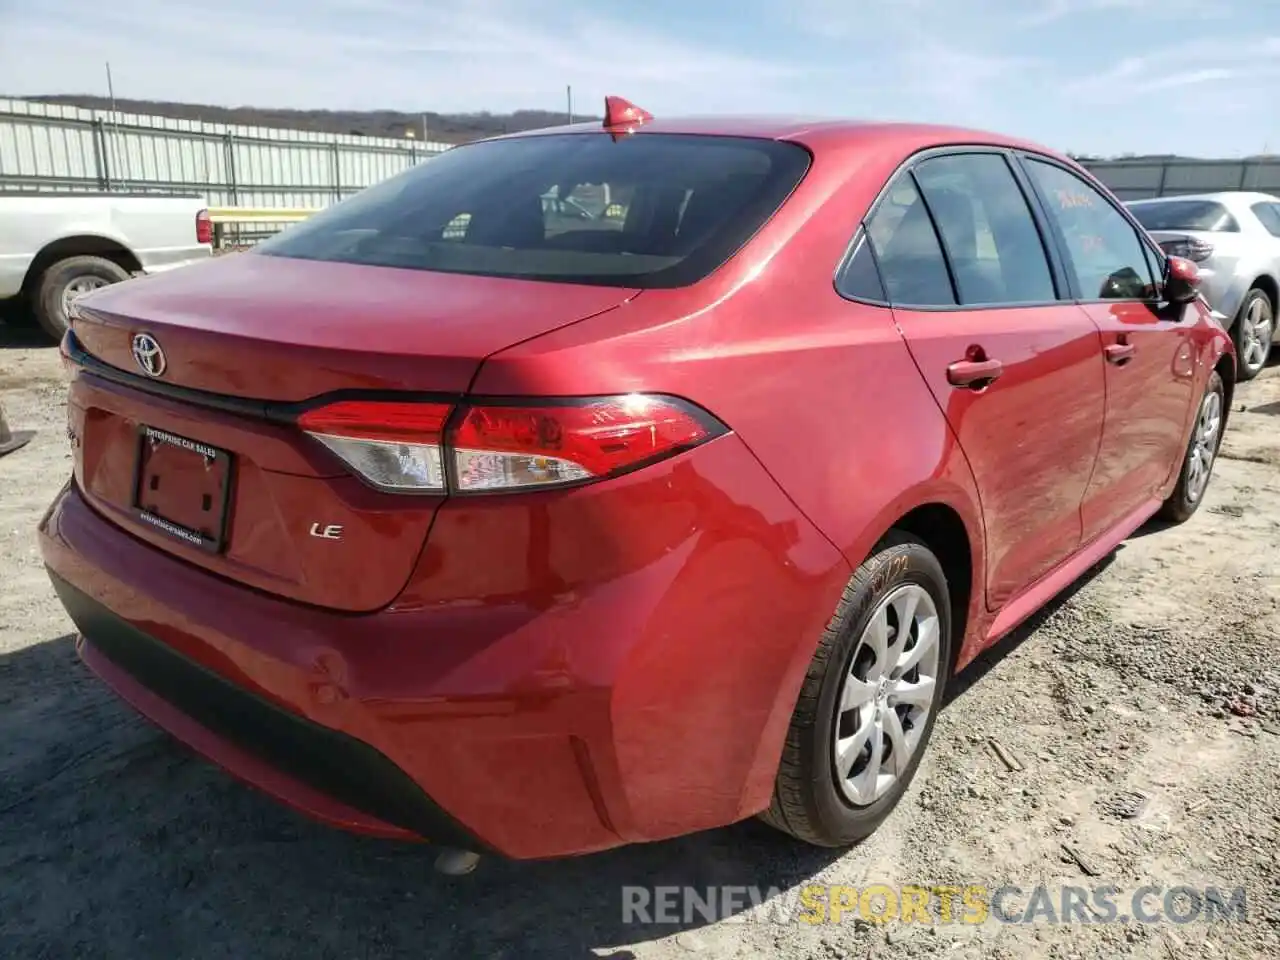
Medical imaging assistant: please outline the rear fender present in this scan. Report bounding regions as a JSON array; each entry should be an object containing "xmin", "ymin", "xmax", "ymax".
[{"xmin": 846, "ymin": 475, "xmax": 988, "ymax": 667}]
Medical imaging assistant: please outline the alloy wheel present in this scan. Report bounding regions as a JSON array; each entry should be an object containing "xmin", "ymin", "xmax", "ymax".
[
  {"xmin": 833, "ymin": 583, "xmax": 941, "ymax": 806},
  {"xmin": 1240, "ymin": 296, "xmax": 1274, "ymax": 374},
  {"xmin": 1185, "ymin": 386, "xmax": 1223, "ymax": 504}
]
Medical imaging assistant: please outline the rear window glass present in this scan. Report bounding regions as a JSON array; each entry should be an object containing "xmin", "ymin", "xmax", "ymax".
[
  {"xmin": 254, "ymin": 133, "xmax": 811, "ymax": 288},
  {"xmin": 1128, "ymin": 200, "xmax": 1239, "ymax": 233},
  {"xmin": 1250, "ymin": 202, "xmax": 1280, "ymax": 237}
]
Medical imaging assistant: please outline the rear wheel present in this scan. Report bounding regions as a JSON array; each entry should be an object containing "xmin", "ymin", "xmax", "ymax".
[
  {"xmin": 1232, "ymin": 288, "xmax": 1273, "ymax": 382},
  {"xmin": 34, "ymin": 255, "xmax": 130, "ymax": 341},
  {"xmin": 1158, "ymin": 370, "xmax": 1226, "ymax": 524},
  {"xmin": 761, "ymin": 532, "xmax": 952, "ymax": 847}
]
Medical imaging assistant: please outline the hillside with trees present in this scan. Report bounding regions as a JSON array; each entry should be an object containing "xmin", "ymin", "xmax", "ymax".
[{"xmin": 18, "ymin": 94, "xmax": 595, "ymax": 143}]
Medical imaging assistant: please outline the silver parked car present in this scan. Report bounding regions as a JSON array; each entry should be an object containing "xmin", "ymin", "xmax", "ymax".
[{"xmin": 1127, "ymin": 192, "xmax": 1280, "ymax": 381}]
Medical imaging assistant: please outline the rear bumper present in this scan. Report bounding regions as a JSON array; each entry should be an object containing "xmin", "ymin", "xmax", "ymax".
[
  {"xmin": 54, "ymin": 573, "xmax": 483, "ymax": 848},
  {"xmin": 39, "ymin": 434, "xmax": 848, "ymax": 859},
  {"xmin": 135, "ymin": 248, "xmax": 212, "ymax": 276}
]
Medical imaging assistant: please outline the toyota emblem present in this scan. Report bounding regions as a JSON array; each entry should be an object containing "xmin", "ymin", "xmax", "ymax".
[{"xmin": 131, "ymin": 333, "xmax": 166, "ymax": 378}]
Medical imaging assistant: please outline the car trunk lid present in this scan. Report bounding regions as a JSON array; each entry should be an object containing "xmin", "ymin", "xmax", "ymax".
[
  {"xmin": 67, "ymin": 253, "xmax": 639, "ymax": 611},
  {"xmin": 73, "ymin": 252, "xmax": 639, "ymax": 399}
]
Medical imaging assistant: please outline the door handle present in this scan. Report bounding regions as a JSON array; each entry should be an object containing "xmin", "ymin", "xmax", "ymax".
[
  {"xmin": 1105, "ymin": 342, "xmax": 1136, "ymax": 365},
  {"xmin": 946, "ymin": 357, "xmax": 1004, "ymax": 388}
]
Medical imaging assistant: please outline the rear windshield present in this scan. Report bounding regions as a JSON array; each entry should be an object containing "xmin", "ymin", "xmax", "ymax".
[
  {"xmin": 1128, "ymin": 199, "xmax": 1240, "ymax": 232},
  {"xmin": 254, "ymin": 133, "xmax": 811, "ymax": 288}
]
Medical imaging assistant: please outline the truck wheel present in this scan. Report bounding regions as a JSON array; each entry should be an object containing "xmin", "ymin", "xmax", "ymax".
[{"xmin": 34, "ymin": 255, "xmax": 130, "ymax": 341}]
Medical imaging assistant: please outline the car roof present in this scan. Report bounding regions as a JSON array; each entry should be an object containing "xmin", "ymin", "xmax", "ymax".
[{"xmin": 489, "ymin": 115, "xmax": 1069, "ymax": 162}]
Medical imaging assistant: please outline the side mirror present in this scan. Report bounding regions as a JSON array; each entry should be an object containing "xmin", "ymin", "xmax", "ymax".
[{"xmin": 1164, "ymin": 256, "xmax": 1200, "ymax": 304}]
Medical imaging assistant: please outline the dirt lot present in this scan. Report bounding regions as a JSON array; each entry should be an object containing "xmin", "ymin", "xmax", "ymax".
[{"xmin": 2, "ymin": 315, "xmax": 1279, "ymax": 960}]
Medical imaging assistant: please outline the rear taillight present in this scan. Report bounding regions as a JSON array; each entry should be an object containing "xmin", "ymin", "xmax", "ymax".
[
  {"xmin": 297, "ymin": 395, "xmax": 725, "ymax": 494},
  {"xmin": 196, "ymin": 209, "xmax": 213, "ymax": 245},
  {"xmin": 298, "ymin": 400, "xmax": 452, "ymax": 492},
  {"xmin": 1158, "ymin": 237, "xmax": 1213, "ymax": 262},
  {"xmin": 451, "ymin": 396, "xmax": 719, "ymax": 491}
]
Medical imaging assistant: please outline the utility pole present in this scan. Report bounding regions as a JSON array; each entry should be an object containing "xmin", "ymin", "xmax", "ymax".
[
  {"xmin": 421, "ymin": 113, "xmax": 428, "ymax": 144},
  {"xmin": 104, "ymin": 61, "xmax": 122, "ymax": 191},
  {"xmin": 105, "ymin": 62, "xmax": 118, "ymax": 113},
  {"xmin": 567, "ymin": 85, "xmax": 573, "ymax": 124}
]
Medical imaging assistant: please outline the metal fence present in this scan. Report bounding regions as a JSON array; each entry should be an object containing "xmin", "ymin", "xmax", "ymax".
[
  {"xmin": 7, "ymin": 97, "xmax": 1280, "ymax": 226},
  {"xmin": 1079, "ymin": 157, "xmax": 1280, "ymax": 201},
  {"xmin": 0, "ymin": 97, "xmax": 449, "ymax": 212}
]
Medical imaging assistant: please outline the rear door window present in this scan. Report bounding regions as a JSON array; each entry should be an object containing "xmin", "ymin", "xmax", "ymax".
[
  {"xmin": 837, "ymin": 233, "xmax": 886, "ymax": 302},
  {"xmin": 1023, "ymin": 159, "xmax": 1156, "ymax": 301},
  {"xmin": 255, "ymin": 133, "xmax": 810, "ymax": 289},
  {"xmin": 913, "ymin": 153, "xmax": 1057, "ymax": 305},
  {"xmin": 861, "ymin": 177, "xmax": 956, "ymax": 306}
]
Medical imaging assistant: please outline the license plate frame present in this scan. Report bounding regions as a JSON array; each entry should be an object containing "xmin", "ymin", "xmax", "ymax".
[{"xmin": 131, "ymin": 425, "xmax": 234, "ymax": 554}]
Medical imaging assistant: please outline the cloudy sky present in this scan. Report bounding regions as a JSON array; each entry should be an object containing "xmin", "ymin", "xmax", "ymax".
[{"xmin": 0, "ymin": 0, "xmax": 1275, "ymax": 156}]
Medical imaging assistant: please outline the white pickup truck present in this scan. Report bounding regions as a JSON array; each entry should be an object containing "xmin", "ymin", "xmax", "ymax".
[{"xmin": 0, "ymin": 193, "xmax": 213, "ymax": 340}]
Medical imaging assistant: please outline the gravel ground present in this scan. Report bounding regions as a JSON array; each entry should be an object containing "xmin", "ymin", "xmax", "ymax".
[{"xmin": 2, "ymin": 311, "xmax": 1279, "ymax": 960}]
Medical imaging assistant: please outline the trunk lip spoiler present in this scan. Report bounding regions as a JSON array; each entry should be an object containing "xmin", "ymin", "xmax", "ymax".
[
  {"xmin": 64, "ymin": 331, "xmax": 462, "ymax": 424},
  {"xmin": 64, "ymin": 330, "xmax": 723, "ymax": 426}
]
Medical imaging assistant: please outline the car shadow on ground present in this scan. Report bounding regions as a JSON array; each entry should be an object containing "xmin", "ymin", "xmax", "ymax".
[
  {"xmin": 0, "ymin": 309, "xmax": 51, "ymax": 349},
  {"xmin": 1127, "ymin": 514, "xmax": 1181, "ymax": 540}
]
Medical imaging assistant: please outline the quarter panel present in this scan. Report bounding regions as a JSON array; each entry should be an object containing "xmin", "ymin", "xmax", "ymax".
[
  {"xmin": 1219, "ymin": 254, "xmax": 1276, "ymax": 320},
  {"xmin": 472, "ymin": 281, "xmax": 983, "ymax": 578}
]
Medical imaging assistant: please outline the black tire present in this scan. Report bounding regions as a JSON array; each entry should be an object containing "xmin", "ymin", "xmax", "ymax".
[
  {"xmin": 760, "ymin": 531, "xmax": 953, "ymax": 847},
  {"xmin": 34, "ymin": 255, "xmax": 130, "ymax": 341},
  {"xmin": 1231, "ymin": 288, "xmax": 1273, "ymax": 383},
  {"xmin": 1158, "ymin": 370, "xmax": 1226, "ymax": 524}
]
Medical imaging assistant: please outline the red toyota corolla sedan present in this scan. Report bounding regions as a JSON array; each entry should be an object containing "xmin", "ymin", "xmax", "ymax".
[{"xmin": 40, "ymin": 99, "xmax": 1234, "ymax": 860}]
